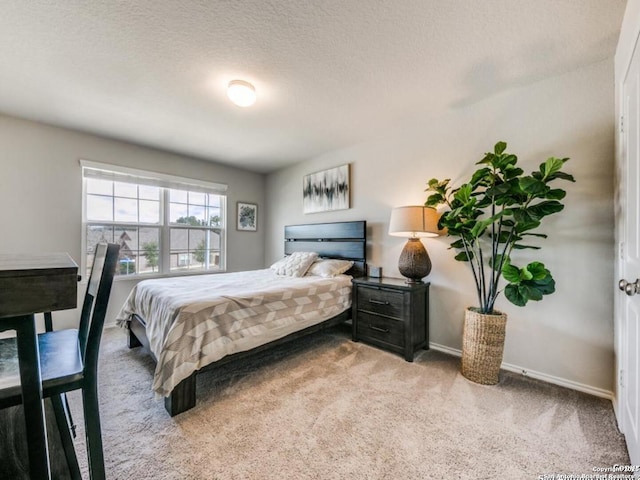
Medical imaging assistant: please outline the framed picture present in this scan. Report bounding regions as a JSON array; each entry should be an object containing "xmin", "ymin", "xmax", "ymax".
[
  {"xmin": 237, "ymin": 202, "xmax": 257, "ymax": 231},
  {"xmin": 303, "ymin": 164, "xmax": 350, "ymax": 214}
]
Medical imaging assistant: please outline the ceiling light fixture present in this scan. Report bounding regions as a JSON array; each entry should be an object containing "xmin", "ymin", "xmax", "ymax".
[{"xmin": 227, "ymin": 80, "xmax": 257, "ymax": 107}]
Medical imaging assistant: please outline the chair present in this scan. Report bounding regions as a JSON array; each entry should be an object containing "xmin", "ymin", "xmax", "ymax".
[{"xmin": 0, "ymin": 243, "xmax": 119, "ymax": 480}]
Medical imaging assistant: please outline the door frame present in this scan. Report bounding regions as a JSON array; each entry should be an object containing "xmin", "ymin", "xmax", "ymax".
[{"xmin": 615, "ymin": 0, "xmax": 640, "ymax": 437}]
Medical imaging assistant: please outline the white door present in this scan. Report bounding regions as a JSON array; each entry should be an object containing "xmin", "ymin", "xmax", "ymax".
[{"xmin": 618, "ymin": 32, "xmax": 640, "ymax": 465}]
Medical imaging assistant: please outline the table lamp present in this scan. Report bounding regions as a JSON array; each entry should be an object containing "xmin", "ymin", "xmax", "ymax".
[{"xmin": 389, "ymin": 206, "xmax": 440, "ymax": 283}]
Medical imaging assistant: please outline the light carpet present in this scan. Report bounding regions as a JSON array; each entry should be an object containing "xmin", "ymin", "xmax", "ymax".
[{"xmin": 68, "ymin": 324, "xmax": 627, "ymax": 479}]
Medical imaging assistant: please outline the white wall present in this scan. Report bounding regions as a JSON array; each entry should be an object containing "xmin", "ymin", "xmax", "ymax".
[
  {"xmin": 265, "ymin": 59, "xmax": 616, "ymax": 394},
  {"xmin": 0, "ymin": 114, "xmax": 265, "ymax": 328}
]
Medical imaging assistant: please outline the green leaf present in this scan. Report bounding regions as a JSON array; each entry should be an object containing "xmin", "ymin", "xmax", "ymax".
[
  {"xmin": 455, "ymin": 251, "xmax": 474, "ymax": 262},
  {"xmin": 551, "ymin": 171, "xmax": 576, "ymax": 182},
  {"xmin": 425, "ymin": 193, "xmax": 443, "ymax": 206},
  {"xmin": 427, "ymin": 178, "xmax": 440, "ymax": 189},
  {"xmin": 445, "ymin": 207, "xmax": 462, "ymax": 220},
  {"xmin": 494, "ymin": 141, "xmax": 507, "ymax": 155},
  {"xmin": 477, "ymin": 152, "xmax": 496, "ymax": 165},
  {"xmin": 470, "ymin": 167, "xmax": 491, "ymax": 186},
  {"xmin": 504, "ymin": 167, "xmax": 524, "ymax": 179},
  {"xmin": 475, "ymin": 196, "xmax": 493, "ymax": 208},
  {"xmin": 514, "ymin": 219, "xmax": 541, "ymax": 233},
  {"xmin": 523, "ymin": 284, "xmax": 544, "ymax": 301},
  {"xmin": 527, "ymin": 201, "xmax": 564, "ymax": 219},
  {"xmin": 533, "ymin": 277, "xmax": 556, "ymax": 295},
  {"xmin": 511, "ymin": 208, "xmax": 534, "ymax": 223},
  {"xmin": 491, "ymin": 231, "xmax": 512, "ymax": 243},
  {"xmin": 504, "ymin": 284, "xmax": 528, "ymax": 306},
  {"xmin": 546, "ymin": 188, "xmax": 567, "ymax": 200},
  {"xmin": 469, "ymin": 221, "xmax": 487, "ymax": 238},
  {"xmin": 454, "ymin": 184, "xmax": 472, "ymax": 204},
  {"xmin": 520, "ymin": 267, "xmax": 533, "ymax": 281},
  {"xmin": 504, "ymin": 283, "xmax": 545, "ymax": 306},
  {"xmin": 520, "ymin": 176, "xmax": 548, "ymax": 195},
  {"xmin": 512, "ymin": 244, "xmax": 541, "ymax": 250},
  {"xmin": 492, "ymin": 254, "xmax": 509, "ymax": 270},
  {"xmin": 526, "ymin": 261, "xmax": 549, "ymax": 281},
  {"xmin": 469, "ymin": 212, "xmax": 504, "ymax": 238},
  {"xmin": 450, "ymin": 239, "xmax": 466, "ymax": 249},
  {"xmin": 502, "ymin": 264, "xmax": 520, "ymax": 283},
  {"xmin": 497, "ymin": 154, "xmax": 517, "ymax": 170},
  {"xmin": 485, "ymin": 182, "xmax": 512, "ymax": 198},
  {"xmin": 541, "ymin": 157, "xmax": 564, "ymax": 179}
]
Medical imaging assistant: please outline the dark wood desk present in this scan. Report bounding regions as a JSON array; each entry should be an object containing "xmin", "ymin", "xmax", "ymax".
[{"xmin": 0, "ymin": 253, "xmax": 78, "ymax": 480}]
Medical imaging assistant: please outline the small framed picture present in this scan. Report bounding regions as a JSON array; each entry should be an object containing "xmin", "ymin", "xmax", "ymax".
[{"xmin": 237, "ymin": 202, "xmax": 257, "ymax": 231}]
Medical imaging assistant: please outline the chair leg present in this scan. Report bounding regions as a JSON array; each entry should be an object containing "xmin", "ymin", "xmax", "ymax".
[
  {"xmin": 62, "ymin": 393, "xmax": 77, "ymax": 438},
  {"xmin": 82, "ymin": 381, "xmax": 105, "ymax": 480},
  {"xmin": 51, "ymin": 395, "xmax": 82, "ymax": 480}
]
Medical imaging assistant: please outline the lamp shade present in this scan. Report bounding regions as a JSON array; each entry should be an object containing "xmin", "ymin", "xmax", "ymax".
[{"xmin": 389, "ymin": 206, "xmax": 440, "ymax": 238}]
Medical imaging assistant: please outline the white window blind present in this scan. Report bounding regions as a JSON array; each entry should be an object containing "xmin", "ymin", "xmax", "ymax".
[{"xmin": 80, "ymin": 160, "xmax": 228, "ymax": 195}]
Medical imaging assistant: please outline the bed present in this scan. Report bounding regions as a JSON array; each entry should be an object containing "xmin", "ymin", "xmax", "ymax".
[{"xmin": 118, "ymin": 221, "xmax": 366, "ymax": 416}]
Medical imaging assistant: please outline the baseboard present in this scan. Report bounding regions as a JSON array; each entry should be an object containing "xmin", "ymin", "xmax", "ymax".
[
  {"xmin": 429, "ymin": 343, "xmax": 462, "ymax": 358},
  {"xmin": 429, "ymin": 342, "xmax": 614, "ymax": 401},
  {"xmin": 611, "ymin": 394, "xmax": 622, "ymax": 432}
]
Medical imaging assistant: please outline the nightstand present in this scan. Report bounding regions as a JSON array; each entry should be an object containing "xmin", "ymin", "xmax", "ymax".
[{"xmin": 351, "ymin": 276, "xmax": 429, "ymax": 361}]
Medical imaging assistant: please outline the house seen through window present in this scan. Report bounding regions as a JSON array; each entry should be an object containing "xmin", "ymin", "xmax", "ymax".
[{"xmin": 82, "ymin": 163, "xmax": 227, "ymax": 278}]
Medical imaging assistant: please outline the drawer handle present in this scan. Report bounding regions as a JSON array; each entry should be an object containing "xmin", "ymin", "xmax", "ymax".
[
  {"xmin": 369, "ymin": 299, "xmax": 390, "ymax": 306},
  {"xmin": 368, "ymin": 324, "xmax": 390, "ymax": 333}
]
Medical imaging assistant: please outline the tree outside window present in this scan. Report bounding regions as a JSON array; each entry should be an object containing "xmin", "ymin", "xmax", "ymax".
[{"xmin": 142, "ymin": 241, "xmax": 159, "ymax": 272}]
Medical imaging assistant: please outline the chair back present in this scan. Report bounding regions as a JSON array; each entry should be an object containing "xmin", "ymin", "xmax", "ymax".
[{"xmin": 78, "ymin": 243, "xmax": 119, "ymax": 371}]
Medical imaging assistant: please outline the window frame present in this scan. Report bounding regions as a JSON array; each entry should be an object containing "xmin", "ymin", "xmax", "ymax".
[
  {"xmin": 164, "ymin": 188, "xmax": 225, "ymax": 274},
  {"xmin": 81, "ymin": 160, "xmax": 227, "ymax": 281}
]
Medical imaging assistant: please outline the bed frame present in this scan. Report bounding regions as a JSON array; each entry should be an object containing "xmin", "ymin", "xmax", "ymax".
[{"xmin": 126, "ymin": 220, "xmax": 367, "ymax": 416}]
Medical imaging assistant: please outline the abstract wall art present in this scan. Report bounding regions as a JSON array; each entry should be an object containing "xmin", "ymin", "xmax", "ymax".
[{"xmin": 303, "ymin": 164, "xmax": 350, "ymax": 214}]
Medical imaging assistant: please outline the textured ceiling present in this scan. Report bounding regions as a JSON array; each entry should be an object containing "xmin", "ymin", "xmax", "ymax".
[{"xmin": 0, "ymin": 1, "xmax": 627, "ymax": 173}]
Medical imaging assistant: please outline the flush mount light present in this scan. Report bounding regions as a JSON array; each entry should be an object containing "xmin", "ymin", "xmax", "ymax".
[{"xmin": 227, "ymin": 80, "xmax": 256, "ymax": 107}]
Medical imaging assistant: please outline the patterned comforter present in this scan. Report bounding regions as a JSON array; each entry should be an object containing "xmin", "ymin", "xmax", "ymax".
[{"xmin": 116, "ymin": 269, "xmax": 352, "ymax": 397}]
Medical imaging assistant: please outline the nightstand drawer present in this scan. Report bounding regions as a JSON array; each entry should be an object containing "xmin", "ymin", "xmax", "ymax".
[
  {"xmin": 356, "ymin": 286, "xmax": 404, "ymax": 319},
  {"xmin": 356, "ymin": 311, "xmax": 403, "ymax": 348}
]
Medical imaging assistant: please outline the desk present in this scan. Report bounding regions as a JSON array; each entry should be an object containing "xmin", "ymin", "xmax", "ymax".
[{"xmin": 0, "ymin": 253, "xmax": 78, "ymax": 480}]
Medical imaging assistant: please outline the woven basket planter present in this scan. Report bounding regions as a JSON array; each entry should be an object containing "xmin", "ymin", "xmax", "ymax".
[{"xmin": 461, "ymin": 308, "xmax": 507, "ymax": 385}]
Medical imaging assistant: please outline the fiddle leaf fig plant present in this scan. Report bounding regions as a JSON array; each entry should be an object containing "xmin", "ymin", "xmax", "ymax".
[{"xmin": 425, "ymin": 141, "xmax": 574, "ymax": 314}]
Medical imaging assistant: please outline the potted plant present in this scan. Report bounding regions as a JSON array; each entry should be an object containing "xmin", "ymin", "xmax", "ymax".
[{"xmin": 425, "ymin": 141, "xmax": 574, "ymax": 384}]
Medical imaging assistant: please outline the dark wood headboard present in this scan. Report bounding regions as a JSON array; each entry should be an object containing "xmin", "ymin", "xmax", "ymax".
[{"xmin": 284, "ymin": 221, "xmax": 367, "ymax": 277}]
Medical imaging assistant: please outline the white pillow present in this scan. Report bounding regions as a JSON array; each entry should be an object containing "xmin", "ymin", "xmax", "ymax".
[
  {"xmin": 306, "ymin": 259, "xmax": 354, "ymax": 278},
  {"xmin": 271, "ymin": 251, "xmax": 318, "ymax": 277},
  {"xmin": 269, "ymin": 257, "xmax": 288, "ymax": 271}
]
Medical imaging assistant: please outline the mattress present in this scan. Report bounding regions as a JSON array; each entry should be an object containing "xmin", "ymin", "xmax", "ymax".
[{"xmin": 116, "ymin": 269, "xmax": 352, "ymax": 396}]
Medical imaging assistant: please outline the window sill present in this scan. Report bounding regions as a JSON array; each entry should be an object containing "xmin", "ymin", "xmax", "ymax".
[
  {"xmin": 107, "ymin": 268, "xmax": 228, "ymax": 283},
  {"xmin": 78, "ymin": 270, "xmax": 227, "ymax": 285}
]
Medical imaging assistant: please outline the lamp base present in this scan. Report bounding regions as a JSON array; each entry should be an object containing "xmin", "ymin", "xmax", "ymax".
[{"xmin": 398, "ymin": 238, "xmax": 432, "ymax": 283}]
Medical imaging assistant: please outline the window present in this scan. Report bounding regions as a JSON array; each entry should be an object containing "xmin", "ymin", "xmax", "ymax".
[
  {"xmin": 168, "ymin": 189, "xmax": 223, "ymax": 272},
  {"xmin": 82, "ymin": 161, "xmax": 227, "ymax": 279}
]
